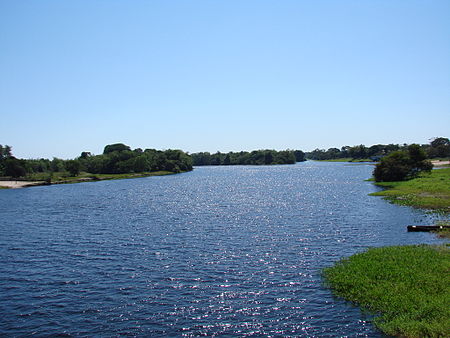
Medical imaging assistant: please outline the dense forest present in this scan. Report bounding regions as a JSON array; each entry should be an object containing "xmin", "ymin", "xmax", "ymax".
[
  {"xmin": 191, "ymin": 149, "xmax": 305, "ymax": 166},
  {"xmin": 0, "ymin": 143, "xmax": 193, "ymax": 179},
  {"xmin": 305, "ymin": 137, "xmax": 450, "ymax": 161}
]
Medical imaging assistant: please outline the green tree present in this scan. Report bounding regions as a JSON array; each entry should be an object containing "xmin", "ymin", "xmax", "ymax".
[
  {"xmin": 0, "ymin": 144, "xmax": 12, "ymax": 161},
  {"xmin": 264, "ymin": 151, "xmax": 273, "ymax": 164},
  {"xmin": 373, "ymin": 145, "xmax": 432, "ymax": 182},
  {"xmin": 294, "ymin": 150, "xmax": 306, "ymax": 162},
  {"xmin": 65, "ymin": 160, "xmax": 81, "ymax": 176},
  {"xmin": 80, "ymin": 151, "xmax": 91, "ymax": 159},
  {"xmin": 4, "ymin": 158, "xmax": 27, "ymax": 178},
  {"xmin": 133, "ymin": 155, "xmax": 149, "ymax": 172},
  {"xmin": 428, "ymin": 137, "xmax": 450, "ymax": 158},
  {"xmin": 103, "ymin": 143, "xmax": 131, "ymax": 154},
  {"xmin": 51, "ymin": 158, "xmax": 65, "ymax": 172}
]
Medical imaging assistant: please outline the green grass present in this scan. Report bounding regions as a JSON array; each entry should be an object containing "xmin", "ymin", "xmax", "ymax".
[
  {"xmin": 315, "ymin": 158, "xmax": 354, "ymax": 162},
  {"xmin": 433, "ymin": 221, "xmax": 450, "ymax": 239},
  {"xmin": 23, "ymin": 170, "xmax": 177, "ymax": 185},
  {"xmin": 370, "ymin": 168, "xmax": 450, "ymax": 212},
  {"xmin": 313, "ymin": 158, "xmax": 374, "ymax": 162},
  {"xmin": 323, "ymin": 245, "xmax": 450, "ymax": 337}
]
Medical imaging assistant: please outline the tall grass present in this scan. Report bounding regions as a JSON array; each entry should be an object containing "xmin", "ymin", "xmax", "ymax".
[{"xmin": 323, "ymin": 245, "xmax": 450, "ymax": 337}]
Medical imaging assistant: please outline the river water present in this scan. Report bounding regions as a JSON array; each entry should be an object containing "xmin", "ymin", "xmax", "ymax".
[{"xmin": 0, "ymin": 162, "xmax": 444, "ymax": 336}]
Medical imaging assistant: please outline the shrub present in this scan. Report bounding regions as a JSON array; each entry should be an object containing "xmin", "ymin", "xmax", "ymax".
[{"xmin": 373, "ymin": 144, "xmax": 432, "ymax": 182}]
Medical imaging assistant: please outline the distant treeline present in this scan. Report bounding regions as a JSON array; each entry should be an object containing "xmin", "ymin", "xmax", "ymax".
[
  {"xmin": 0, "ymin": 143, "xmax": 193, "ymax": 178},
  {"xmin": 306, "ymin": 137, "xmax": 450, "ymax": 161},
  {"xmin": 191, "ymin": 150, "xmax": 306, "ymax": 166}
]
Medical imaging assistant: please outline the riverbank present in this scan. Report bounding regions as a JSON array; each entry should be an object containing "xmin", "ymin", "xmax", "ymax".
[
  {"xmin": 0, "ymin": 181, "xmax": 46, "ymax": 189},
  {"xmin": 311, "ymin": 158, "xmax": 373, "ymax": 162},
  {"xmin": 323, "ymin": 245, "xmax": 450, "ymax": 337},
  {"xmin": 431, "ymin": 159, "xmax": 450, "ymax": 167},
  {"xmin": 370, "ymin": 168, "xmax": 450, "ymax": 211},
  {"xmin": 322, "ymin": 166, "xmax": 450, "ymax": 337},
  {"xmin": 0, "ymin": 171, "xmax": 179, "ymax": 189}
]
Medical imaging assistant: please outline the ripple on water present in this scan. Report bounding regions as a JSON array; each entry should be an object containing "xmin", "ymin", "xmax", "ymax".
[{"xmin": 0, "ymin": 162, "xmax": 445, "ymax": 336}]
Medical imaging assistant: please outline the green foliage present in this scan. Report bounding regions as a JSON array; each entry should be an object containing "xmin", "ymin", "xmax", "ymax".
[
  {"xmin": 4, "ymin": 158, "xmax": 27, "ymax": 178},
  {"xmin": 294, "ymin": 150, "xmax": 306, "ymax": 162},
  {"xmin": 370, "ymin": 168, "xmax": 450, "ymax": 211},
  {"xmin": 191, "ymin": 149, "xmax": 299, "ymax": 166},
  {"xmin": 24, "ymin": 170, "xmax": 175, "ymax": 185},
  {"xmin": 78, "ymin": 147, "xmax": 192, "ymax": 174},
  {"xmin": 434, "ymin": 221, "xmax": 450, "ymax": 239},
  {"xmin": 51, "ymin": 158, "xmax": 65, "ymax": 172},
  {"xmin": 308, "ymin": 138, "xmax": 449, "ymax": 162},
  {"xmin": 103, "ymin": 143, "xmax": 131, "ymax": 154},
  {"xmin": 373, "ymin": 145, "xmax": 432, "ymax": 182},
  {"xmin": 0, "ymin": 143, "xmax": 192, "ymax": 180},
  {"xmin": 65, "ymin": 160, "xmax": 81, "ymax": 176},
  {"xmin": 323, "ymin": 245, "xmax": 450, "ymax": 337},
  {"xmin": 0, "ymin": 144, "xmax": 13, "ymax": 176},
  {"xmin": 0, "ymin": 144, "xmax": 12, "ymax": 160},
  {"xmin": 0, "ymin": 145, "xmax": 28, "ymax": 177},
  {"xmin": 307, "ymin": 143, "xmax": 402, "ymax": 161},
  {"xmin": 427, "ymin": 137, "xmax": 450, "ymax": 158},
  {"xmin": 80, "ymin": 151, "xmax": 91, "ymax": 159}
]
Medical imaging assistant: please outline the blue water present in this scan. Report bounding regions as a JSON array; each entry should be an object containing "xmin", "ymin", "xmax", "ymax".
[{"xmin": 0, "ymin": 162, "xmax": 445, "ymax": 336}]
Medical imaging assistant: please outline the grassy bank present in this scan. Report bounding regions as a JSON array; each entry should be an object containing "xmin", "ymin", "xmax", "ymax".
[
  {"xmin": 370, "ymin": 168, "xmax": 450, "ymax": 212},
  {"xmin": 323, "ymin": 245, "xmax": 450, "ymax": 337},
  {"xmin": 48, "ymin": 171, "xmax": 177, "ymax": 184},
  {"xmin": 312, "ymin": 158, "xmax": 373, "ymax": 162},
  {"xmin": 0, "ymin": 171, "xmax": 179, "ymax": 188}
]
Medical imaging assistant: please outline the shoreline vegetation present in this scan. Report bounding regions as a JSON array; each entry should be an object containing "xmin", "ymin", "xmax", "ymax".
[
  {"xmin": 305, "ymin": 138, "xmax": 450, "ymax": 162},
  {"xmin": 370, "ymin": 167, "xmax": 450, "ymax": 212},
  {"xmin": 323, "ymin": 245, "xmax": 450, "ymax": 337},
  {"xmin": 191, "ymin": 149, "xmax": 305, "ymax": 166},
  {"xmin": 2, "ymin": 139, "xmax": 450, "ymax": 336},
  {"xmin": 324, "ymin": 143, "xmax": 449, "ymax": 337},
  {"xmin": 0, "ymin": 143, "xmax": 193, "ymax": 189},
  {"xmin": 0, "ymin": 171, "xmax": 179, "ymax": 189},
  {"xmin": 314, "ymin": 158, "xmax": 373, "ymax": 162}
]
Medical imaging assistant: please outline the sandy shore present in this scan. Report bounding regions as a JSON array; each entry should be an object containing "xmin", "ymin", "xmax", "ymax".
[
  {"xmin": 432, "ymin": 160, "xmax": 450, "ymax": 167},
  {"xmin": 0, "ymin": 181, "xmax": 46, "ymax": 189}
]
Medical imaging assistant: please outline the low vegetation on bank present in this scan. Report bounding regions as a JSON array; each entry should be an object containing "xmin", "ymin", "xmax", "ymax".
[
  {"xmin": 323, "ymin": 139, "xmax": 450, "ymax": 337},
  {"xmin": 323, "ymin": 245, "xmax": 450, "ymax": 337},
  {"xmin": 315, "ymin": 158, "xmax": 373, "ymax": 162},
  {"xmin": 31, "ymin": 170, "xmax": 175, "ymax": 185},
  {"xmin": 370, "ymin": 168, "xmax": 450, "ymax": 211}
]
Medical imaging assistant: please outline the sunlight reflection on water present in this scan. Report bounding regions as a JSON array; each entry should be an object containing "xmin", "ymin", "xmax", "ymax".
[{"xmin": 0, "ymin": 162, "xmax": 444, "ymax": 336}]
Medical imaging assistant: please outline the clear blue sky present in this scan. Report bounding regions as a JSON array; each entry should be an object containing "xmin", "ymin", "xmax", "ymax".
[{"xmin": 1, "ymin": 0, "xmax": 449, "ymax": 159}]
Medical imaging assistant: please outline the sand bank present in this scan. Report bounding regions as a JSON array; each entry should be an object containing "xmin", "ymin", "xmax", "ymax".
[
  {"xmin": 432, "ymin": 160, "xmax": 450, "ymax": 167},
  {"xmin": 0, "ymin": 181, "xmax": 46, "ymax": 189}
]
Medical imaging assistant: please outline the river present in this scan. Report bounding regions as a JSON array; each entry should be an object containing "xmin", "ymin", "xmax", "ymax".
[{"xmin": 0, "ymin": 162, "xmax": 444, "ymax": 336}]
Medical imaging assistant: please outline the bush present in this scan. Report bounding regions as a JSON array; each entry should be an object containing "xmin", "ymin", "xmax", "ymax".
[
  {"xmin": 65, "ymin": 160, "xmax": 81, "ymax": 176},
  {"xmin": 373, "ymin": 145, "xmax": 432, "ymax": 182},
  {"xmin": 4, "ymin": 158, "xmax": 27, "ymax": 178}
]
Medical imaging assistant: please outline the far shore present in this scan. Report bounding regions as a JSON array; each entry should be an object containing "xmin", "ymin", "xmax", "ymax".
[{"xmin": 0, "ymin": 171, "xmax": 181, "ymax": 189}]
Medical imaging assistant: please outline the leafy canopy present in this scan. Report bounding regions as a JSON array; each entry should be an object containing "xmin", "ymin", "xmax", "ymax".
[{"xmin": 373, "ymin": 144, "xmax": 432, "ymax": 182}]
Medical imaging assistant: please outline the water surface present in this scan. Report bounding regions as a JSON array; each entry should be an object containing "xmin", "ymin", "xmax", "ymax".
[{"xmin": 0, "ymin": 162, "xmax": 444, "ymax": 336}]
